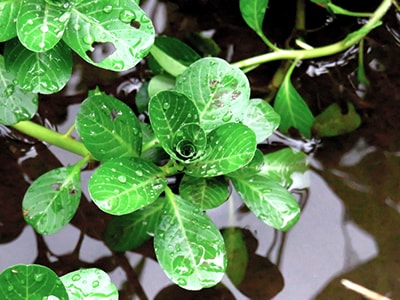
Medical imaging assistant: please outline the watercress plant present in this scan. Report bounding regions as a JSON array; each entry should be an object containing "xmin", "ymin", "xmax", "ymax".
[{"xmin": 0, "ymin": 0, "xmax": 396, "ymax": 294}]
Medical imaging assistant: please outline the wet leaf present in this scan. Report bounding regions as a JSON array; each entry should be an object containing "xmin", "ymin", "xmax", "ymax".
[
  {"xmin": 88, "ymin": 157, "xmax": 166, "ymax": 215},
  {"xmin": 4, "ymin": 39, "xmax": 73, "ymax": 94},
  {"xmin": 62, "ymin": 0, "xmax": 155, "ymax": 71},
  {"xmin": 149, "ymin": 90, "xmax": 200, "ymax": 158},
  {"xmin": 274, "ymin": 65, "xmax": 314, "ymax": 138},
  {"xmin": 232, "ymin": 175, "xmax": 300, "ymax": 231},
  {"xmin": 0, "ymin": 264, "xmax": 68, "ymax": 300},
  {"xmin": 227, "ymin": 149, "xmax": 264, "ymax": 178},
  {"xmin": 17, "ymin": 0, "xmax": 69, "ymax": 52},
  {"xmin": 179, "ymin": 175, "xmax": 229, "ymax": 210},
  {"xmin": 185, "ymin": 123, "xmax": 257, "ymax": 177},
  {"xmin": 172, "ymin": 123, "xmax": 208, "ymax": 163},
  {"xmin": 239, "ymin": 0, "xmax": 269, "ymax": 38},
  {"xmin": 148, "ymin": 74, "xmax": 175, "ymax": 98},
  {"xmin": 222, "ymin": 227, "xmax": 248, "ymax": 286},
  {"xmin": 104, "ymin": 198, "xmax": 164, "ymax": 251},
  {"xmin": 259, "ymin": 148, "xmax": 308, "ymax": 188},
  {"xmin": 22, "ymin": 165, "xmax": 82, "ymax": 235},
  {"xmin": 176, "ymin": 57, "xmax": 250, "ymax": 132},
  {"xmin": 0, "ymin": 0, "xmax": 20, "ymax": 41},
  {"xmin": 75, "ymin": 92, "xmax": 142, "ymax": 161},
  {"xmin": 60, "ymin": 268, "xmax": 118, "ymax": 300},
  {"xmin": 0, "ymin": 56, "xmax": 38, "ymax": 125},
  {"xmin": 154, "ymin": 191, "xmax": 226, "ymax": 290},
  {"xmin": 312, "ymin": 102, "xmax": 361, "ymax": 137},
  {"xmin": 150, "ymin": 36, "xmax": 201, "ymax": 77},
  {"xmin": 242, "ymin": 98, "xmax": 280, "ymax": 143}
]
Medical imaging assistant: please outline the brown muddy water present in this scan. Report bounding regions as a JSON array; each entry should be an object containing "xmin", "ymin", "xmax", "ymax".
[{"xmin": 1, "ymin": 0, "xmax": 400, "ymax": 299}]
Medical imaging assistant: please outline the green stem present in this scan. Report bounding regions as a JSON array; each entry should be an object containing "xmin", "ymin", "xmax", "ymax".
[
  {"xmin": 11, "ymin": 120, "xmax": 92, "ymax": 158},
  {"xmin": 142, "ymin": 136, "xmax": 160, "ymax": 153},
  {"xmin": 232, "ymin": 0, "xmax": 392, "ymax": 69},
  {"xmin": 160, "ymin": 159, "xmax": 184, "ymax": 176}
]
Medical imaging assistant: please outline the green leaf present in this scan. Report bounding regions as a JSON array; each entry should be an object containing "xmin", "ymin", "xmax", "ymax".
[
  {"xmin": 0, "ymin": 1, "xmax": 21, "ymax": 41},
  {"xmin": 222, "ymin": 227, "xmax": 248, "ymax": 286},
  {"xmin": 0, "ymin": 56, "xmax": 38, "ymax": 125},
  {"xmin": 172, "ymin": 123, "xmax": 208, "ymax": 163},
  {"xmin": 227, "ymin": 149, "xmax": 264, "ymax": 178},
  {"xmin": 104, "ymin": 198, "xmax": 164, "ymax": 251},
  {"xmin": 60, "ymin": 268, "xmax": 118, "ymax": 300},
  {"xmin": 232, "ymin": 175, "xmax": 300, "ymax": 231},
  {"xmin": 312, "ymin": 102, "xmax": 361, "ymax": 137},
  {"xmin": 17, "ymin": 0, "xmax": 69, "ymax": 52},
  {"xmin": 62, "ymin": 0, "xmax": 155, "ymax": 71},
  {"xmin": 149, "ymin": 36, "xmax": 201, "ymax": 77},
  {"xmin": 149, "ymin": 90, "xmax": 200, "ymax": 156},
  {"xmin": 75, "ymin": 92, "xmax": 142, "ymax": 161},
  {"xmin": 4, "ymin": 38, "xmax": 73, "ymax": 94},
  {"xmin": 179, "ymin": 175, "xmax": 229, "ymax": 210},
  {"xmin": 259, "ymin": 148, "xmax": 308, "ymax": 189},
  {"xmin": 176, "ymin": 57, "xmax": 251, "ymax": 132},
  {"xmin": 154, "ymin": 190, "xmax": 226, "ymax": 290},
  {"xmin": 148, "ymin": 74, "xmax": 175, "ymax": 98},
  {"xmin": 22, "ymin": 165, "xmax": 82, "ymax": 235},
  {"xmin": 0, "ymin": 264, "xmax": 68, "ymax": 300},
  {"xmin": 242, "ymin": 98, "xmax": 280, "ymax": 143},
  {"xmin": 274, "ymin": 65, "xmax": 314, "ymax": 138},
  {"xmin": 88, "ymin": 157, "xmax": 166, "ymax": 215},
  {"xmin": 185, "ymin": 123, "xmax": 257, "ymax": 177},
  {"xmin": 239, "ymin": 0, "xmax": 269, "ymax": 38}
]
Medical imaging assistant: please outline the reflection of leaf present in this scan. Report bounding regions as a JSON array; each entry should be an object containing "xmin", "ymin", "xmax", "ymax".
[
  {"xmin": 154, "ymin": 191, "xmax": 226, "ymax": 290},
  {"xmin": 0, "ymin": 264, "xmax": 68, "ymax": 299},
  {"xmin": 274, "ymin": 62, "xmax": 314, "ymax": 138},
  {"xmin": 154, "ymin": 284, "xmax": 234, "ymax": 299}
]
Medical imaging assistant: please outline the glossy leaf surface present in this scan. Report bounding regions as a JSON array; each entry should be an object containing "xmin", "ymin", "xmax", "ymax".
[
  {"xmin": 242, "ymin": 98, "xmax": 280, "ymax": 143},
  {"xmin": 274, "ymin": 71, "xmax": 314, "ymax": 138},
  {"xmin": 88, "ymin": 157, "xmax": 166, "ymax": 215},
  {"xmin": 0, "ymin": 264, "xmax": 68, "ymax": 300},
  {"xmin": 62, "ymin": 0, "xmax": 155, "ymax": 71},
  {"xmin": 61, "ymin": 268, "xmax": 118, "ymax": 300},
  {"xmin": 148, "ymin": 74, "xmax": 175, "ymax": 98},
  {"xmin": 149, "ymin": 90, "xmax": 200, "ymax": 157},
  {"xmin": 76, "ymin": 92, "xmax": 142, "ymax": 161},
  {"xmin": 150, "ymin": 36, "xmax": 201, "ymax": 77},
  {"xmin": 105, "ymin": 198, "xmax": 164, "ymax": 251},
  {"xmin": 22, "ymin": 165, "xmax": 82, "ymax": 235},
  {"xmin": 4, "ymin": 39, "xmax": 73, "ymax": 94},
  {"xmin": 227, "ymin": 149, "xmax": 264, "ymax": 178},
  {"xmin": 232, "ymin": 175, "xmax": 300, "ymax": 231},
  {"xmin": 172, "ymin": 123, "xmax": 208, "ymax": 163},
  {"xmin": 17, "ymin": 0, "xmax": 69, "ymax": 52},
  {"xmin": 259, "ymin": 148, "xmax": 308, "ymax": 188},
  {"xmin": 179, "ymin": 175, "xmax": 229, "ymax": 210},
  {"xmin": 185, "ymin": 123, "xmax": 257, "ymax": 177},
  {"xmin": 154, "ymin": 192, "xmax": 226, "ymax": 290},
  {"xmin": 0, "ymin": 1, "xmax": 20, "ymax": 41},
  {"xmin": 312, "ymin": 102, "xmax": 361, "ymax": 137},
  {"xmin": 239, "ymin": 0, "xmax": 269, "ymax": 38},
  {"xmin": 176, "ymin": 57, "xmax": 250, "ymax": 132},
  {"xmin": 0, "ymin": 56, "xmax": 38, "ymax": 125}
]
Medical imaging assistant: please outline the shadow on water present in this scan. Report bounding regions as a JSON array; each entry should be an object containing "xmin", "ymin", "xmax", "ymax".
[{"xmin": 1, "ymin": 0, "xmax": 400, "ymax": 299}]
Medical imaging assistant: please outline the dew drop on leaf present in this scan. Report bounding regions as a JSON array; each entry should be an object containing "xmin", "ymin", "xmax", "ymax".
[
  {"xmin": 72, "ymin": 274, "xmax": 81, "ymax": 281},
  {"xmin": 34, "ymin": 273, "xmax": 44, "ymax": 282},
  {"xmin": 177, "ymin": 278, "xmax": 187, "ymax": 286},
  {"xmin": 162, "ymin": 102, "xmax": 170, "ymax": 110},
  {"xmin": 7, "ymin": 285, "xmax": 14, "ymax": 292},
  {"xmin": 40, "ymin": 25, "xmax": 49, "ymax": 33},
  {"xmin": 103, "ymin": 5, "xmax": 113, "ymax": 13},
  {"xmin": 135, "ymin": 170, "xmax": 143, "ymax": 176},
  {"xmin": 92, "ymin": 280, "xmax": 100, "ymax": 288},
  {"xmin": 117, "ymin": 175, "xmax": 127, "ymax": 183},
  {"xmin": 4, "ymin": 84, "xmax": 15, "ymax": 97},
  {"xmin": 119, "ymin": 10, "xmax": 136, "ymax": 23}
]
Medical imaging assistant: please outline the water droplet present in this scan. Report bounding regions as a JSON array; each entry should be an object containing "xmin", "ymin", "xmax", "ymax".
[
  {"xmin": 73, "ymin": 24, "xmax": 80, "ymax": 31},
  {"xmin": 117, "ymin": 175, "xmax": 127, "ymax": 183},
  {"xmin": 27, "ymin": 19, "xmax": 33, "ymax": 25},
  {"xmin": 119, "ymin": 10, "xmax": 136, "ymax": 23},
  {"xmin": 83, "ymin": 35, "xmax": 93, "ymax": 45},
  {"xmin": 7, "ymin": 285, "xmax": 14, "ymax": 292},
  {"xmin": 4, "ymin": 84, "xmax": 14, "ymax": 97},
  {"xmin": 92, "ymin": 280, "xmax": 100, "ymax": 288},
  {"xmin": 135, "ymin": 170, "xmax": 143, "ymax": 176},
  {"xmin": 222, "ymin": 111, "xmax": 233, "ymax": 122},
  {"xmin": 103, "ymin": 5, "xmax": 113, "ymax": 13},
  {"xmin": 72, "ymin": 274, "xmax": 81, "ymax": 281},
  {"xmin": 39, "ymin": 42, "xmax": 45, "ymax": 49},
  {"xmin": 34, "ymin": 273, "xmax": 44, "ymax": 282},
  {"xmin": 112, "ymin": 61, "xmax": 125, "ymax": 70},
  {"xmin": 177, "ymin": 278, "xmax": 187, "ymax": 286},
  {"xmin": 162, "ymin": 102, "xmax": 170, "ymax": 110},
  {"xmin": 40, "ymin": 25, "xmax": 49, "ymax": 33}
]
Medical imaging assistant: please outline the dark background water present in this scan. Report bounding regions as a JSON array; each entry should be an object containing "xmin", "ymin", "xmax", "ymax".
[{"xmin": 1, "ymin": 0, "xmax": 399, "ymax": 299}]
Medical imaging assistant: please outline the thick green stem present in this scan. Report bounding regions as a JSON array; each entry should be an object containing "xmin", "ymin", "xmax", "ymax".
[
  {"xmin": 11, "ymin": 120, "xmax": 92, "ymax": 158},
  {"xmin": 232, "ymin": 0, "xmax": 392, "ymax": 69}
]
